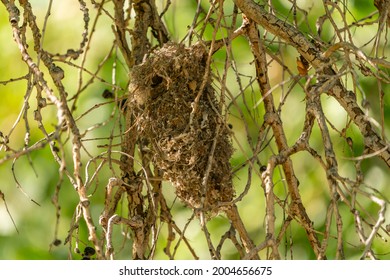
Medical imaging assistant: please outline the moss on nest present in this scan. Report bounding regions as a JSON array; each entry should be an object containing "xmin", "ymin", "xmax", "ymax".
[{"xmin": 129, "ymin": 42, "xmax": 234, "ymax": 212}]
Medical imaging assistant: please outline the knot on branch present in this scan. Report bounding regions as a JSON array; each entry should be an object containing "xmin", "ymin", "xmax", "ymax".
[
  {"xmin": 263, "ymin": 112, "xmax": 278, "ymax": 125},
  {"xmin": 6, "ymin": 4, "xmax": 20, "ymax": 25}
]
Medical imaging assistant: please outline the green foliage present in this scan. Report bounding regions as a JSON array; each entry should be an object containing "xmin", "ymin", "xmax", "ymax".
[{"xmin": 0, "ymin": 0, "xmax": 389, "ymax": 260}]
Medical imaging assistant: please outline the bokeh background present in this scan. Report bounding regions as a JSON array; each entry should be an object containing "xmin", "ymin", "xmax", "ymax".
[{"xmin": 0, "ymin": 0, "xmax": 389, "ymax": 259}]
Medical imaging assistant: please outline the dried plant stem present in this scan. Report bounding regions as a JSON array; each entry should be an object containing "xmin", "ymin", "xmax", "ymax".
[
  {"xmin": 225, "ymin": 205, "xmax": 259, "ymax": 259},
  {"xmin": 0, "ymin": 0, "xmax": 388, "ymax": 260},
  {"xmin": 234, "ymin": 0, "xmax": 390, "ymax": 168},
  {"xmin": 243, "ymin": 16, "xmax": 322, "ymax": 259}
]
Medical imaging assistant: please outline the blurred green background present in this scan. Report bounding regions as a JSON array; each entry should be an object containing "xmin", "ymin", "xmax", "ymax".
[{"xmin": 0, "ymin": 0, "xmax": 389, "ymax": 259}]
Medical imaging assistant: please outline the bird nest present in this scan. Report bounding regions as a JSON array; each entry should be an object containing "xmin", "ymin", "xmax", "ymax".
[{"xmin": 129, "ymin": 42, "xmax": 234, "ymax": 212}]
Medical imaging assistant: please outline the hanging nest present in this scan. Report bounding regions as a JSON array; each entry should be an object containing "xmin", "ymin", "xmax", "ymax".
[{"xmin": 129, "ymin": 42, "xmax": 234, "ymax": 212}]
